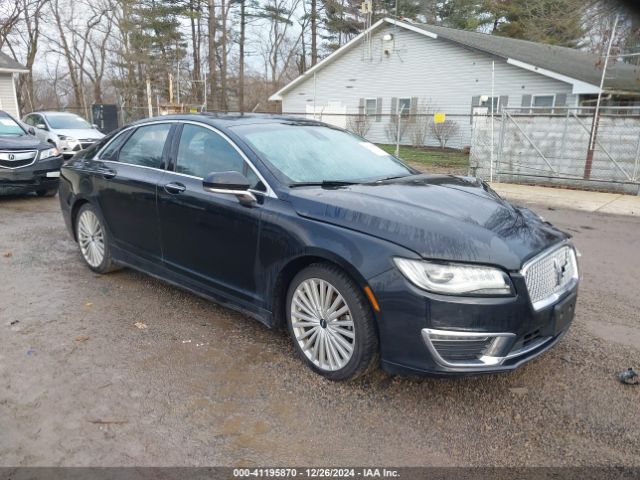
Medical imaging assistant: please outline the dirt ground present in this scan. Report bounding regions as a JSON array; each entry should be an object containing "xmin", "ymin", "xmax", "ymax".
[{"xmin": 0, "ymin": 194, "xmax": 638, "ymax": 467}]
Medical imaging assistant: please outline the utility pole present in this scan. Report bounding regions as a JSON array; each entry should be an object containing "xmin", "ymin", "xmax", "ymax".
[
  {"xmin": 239, "ymin": 0, "xmax": 246, "ymax": 112},
  {"xmin": 146, "ymin": 77, "xmax": 153, "ymax": 118},
  {"xmin": 585, "ymin": 14, "xmax": 619, "ymax": 179},
  {"xmin": 395, "ymin": 104, "xmax": 405, "ymax": 157}
]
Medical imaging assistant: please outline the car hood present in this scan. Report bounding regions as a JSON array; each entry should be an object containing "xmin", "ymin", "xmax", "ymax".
[
  {"xmin": 0, "ymin": 135, "xmax": 48, "ymax": 150},
  {"xmin": 287, "ymin": 174, "xmax": 568, "ymax": 271},
  {"xmin": 51, "ymin": 128, "xmax": 104, "ymax": 139}
]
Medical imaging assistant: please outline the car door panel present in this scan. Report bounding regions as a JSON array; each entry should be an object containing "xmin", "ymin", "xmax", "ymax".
[
  {"xmin": 158, "ymin": 172, "xmax": 262, "ymax": 303},
  {"xmin": 157, "ymin": 123, "xmax": 263, "ymax": 305},
  {"xmin": 92, "ymin": 123, "xmax": 175, "ymax": 261}
]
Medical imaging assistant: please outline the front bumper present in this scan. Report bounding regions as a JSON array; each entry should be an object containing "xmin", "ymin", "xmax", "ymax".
[
  {"xmin": 60, "ymin": 139, "xmax": 99, "ymax": 157},
  {"xmin": 0, "ymin": 155, "xmax": 65, "ymax": 194},
  {"xmin": 369, "ymin": 267, "xmax": 578, "ymax": 376}
]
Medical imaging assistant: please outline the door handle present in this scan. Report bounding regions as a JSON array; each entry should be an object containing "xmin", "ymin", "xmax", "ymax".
[
  {"xmin": 164, "ymin": 182, "xmax": 186, "ymax": 194},
  {"xmin": 97, "ymin": 167, "xmax": 117, "ymax": 179}
]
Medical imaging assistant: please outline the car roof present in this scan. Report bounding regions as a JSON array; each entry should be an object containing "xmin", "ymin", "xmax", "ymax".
[
  {"xmin": 27, "ymin": 111, "xmax": 82, "ymax": 117},
  {"xmin": 131, "ymin": 112, "xmax": 326, "ymax": 130}
]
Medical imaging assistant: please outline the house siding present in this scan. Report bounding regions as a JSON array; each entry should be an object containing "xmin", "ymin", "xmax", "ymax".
[
  {"xmin": 0, "ymin": 73, "xmax": 19, "ymax": 118},
  {"xmin": 281, "ymin": 25, "xmax": 577, "ymax": 147}
]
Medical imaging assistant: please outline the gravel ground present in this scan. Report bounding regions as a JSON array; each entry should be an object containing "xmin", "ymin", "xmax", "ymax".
[{"xmin": 0, "ymin": 194, "xmax": 638, "ymax": 467}]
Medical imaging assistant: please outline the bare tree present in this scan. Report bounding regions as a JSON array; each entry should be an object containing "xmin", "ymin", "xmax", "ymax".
[
  {"xmin": 346, "ymin": 111, "xmax": 371, "ymax": 138},
  {"xmin": 385, "ymin": 115, "xmax": 409, "ymax": 144},
  {"xmin": 408, "ymin": 98, "xmax": 435, "ymax": 147},
  {"xmin": 431, "ymin": 120, "xmax": 459, "ymax": 149},
  {"xmin": 7, "ymin": 0, "xmax": 49, "ymax": 113}
]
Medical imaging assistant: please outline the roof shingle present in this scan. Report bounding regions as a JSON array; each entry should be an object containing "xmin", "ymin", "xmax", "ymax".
[
  {"xmin": 410, "ymin": 22, "xmax": 640, "ymax": 93},
  {"xmin": 0, "ymin": 51, "xmax": 28, "ymax": 72}
]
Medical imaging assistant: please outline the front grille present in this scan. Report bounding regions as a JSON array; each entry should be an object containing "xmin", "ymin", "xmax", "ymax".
[
  {"xmin": 0, "ymin": 150, "xmax": 38, "ymax": 169},
  {"xmin": 523, "ymin": 245, "xmax": 578, "ymax": 309}
]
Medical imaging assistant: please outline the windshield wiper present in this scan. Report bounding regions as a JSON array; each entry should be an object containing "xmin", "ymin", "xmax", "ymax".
[
  {"xmin": 373, "ymin": 174, "xmax": 414, "ymax": 182},
  {"xmin": 289, "ymin": 180, "xmax": 358, "ymax": 188}
]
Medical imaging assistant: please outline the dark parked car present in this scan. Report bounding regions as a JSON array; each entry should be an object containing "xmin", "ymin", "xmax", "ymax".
[
  {"xmin": 0, "ymin": 110, "xmax": 64, "ymax": 197},
  {"xmin": 59, "ymin": 114, "xmax": 579, "ymax": 380}
]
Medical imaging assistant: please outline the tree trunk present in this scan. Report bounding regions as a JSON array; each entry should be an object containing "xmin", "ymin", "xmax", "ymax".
[
  {"xmin": 239, "ymin": 0, "xmax": 245, "ymax": 112},
  {"xmin": 310, "ymin": 0, "xmax": 317, "ymax": 66},
  {"xmin": 207, "ymin": 0, "xmax": 217, "ymax": 110},
  {"xmin": 220, "ymin": 0, "xmax": 227, "ymax": 110},
  {"xmin": 190, "ymin": 0, "xmax": 201, "ymax": 103}
]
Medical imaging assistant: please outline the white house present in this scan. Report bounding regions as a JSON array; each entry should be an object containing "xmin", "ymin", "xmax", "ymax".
[
  {"xmin": 0, "ymin": 52, "xmax": 28, "ymax": 118},
  {"xmin": 269, "ymin": 18, "xmax": 640, "ymax": 147}
]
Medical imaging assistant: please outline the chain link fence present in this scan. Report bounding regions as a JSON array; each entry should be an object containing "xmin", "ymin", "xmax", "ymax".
[{"xmin": 470, "ymin": 107, "xmax": 640, "ymax": 195}]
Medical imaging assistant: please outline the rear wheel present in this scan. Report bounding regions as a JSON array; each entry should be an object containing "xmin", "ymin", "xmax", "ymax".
[
  {"xmin": 75, "ymin": 204, "xmax": 118, "ymax": 273},
  {"xmin": 286, "ymin": 263, "xmax": 379, "ymax": 381},
  {"xmin": 36, "ymin": 188, "xmax": 57, "ymax": 197}
]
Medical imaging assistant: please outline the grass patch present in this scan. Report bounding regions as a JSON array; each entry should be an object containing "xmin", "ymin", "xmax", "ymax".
[{"xmin": 377, "ymin": 144, "xmax": 469, "ymax": 169}]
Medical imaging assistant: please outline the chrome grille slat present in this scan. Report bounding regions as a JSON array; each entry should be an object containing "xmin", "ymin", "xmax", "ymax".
[
  {"xmin": 0, "ymin": 150, "xmax": 38, "ymax": 169},
  {"xmin": 522, "ymin": 245, "xmax": 578, "ymax": 310}
]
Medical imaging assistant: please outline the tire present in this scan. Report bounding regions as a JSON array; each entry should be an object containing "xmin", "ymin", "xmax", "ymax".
[
  {"xmin": 74, "ymin": 203, "xmax": 119, "ymax": 274},
  {"xmin": 286, "ymin": 263, "xmax": 379, "ymax": 381},
  {"xmin": 36, "ymin": 188, "xmax": 58, "ymax": 197}
]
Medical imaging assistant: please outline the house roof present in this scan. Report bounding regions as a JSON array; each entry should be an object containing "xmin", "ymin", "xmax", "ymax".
[
  {"xmin": 409, "ymin": 22, "xmax": 640, "ymax": 93},
  {"xmin": 0, "ymin": 51, "xmax": 28, "ymax": 73},
  {"xmin": 270, "ymin": 18, "xmax": 640, "ymax": 101}
]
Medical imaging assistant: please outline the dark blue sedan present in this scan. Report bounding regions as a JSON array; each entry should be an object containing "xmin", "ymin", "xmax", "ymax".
[{"xmin": 58, "ymin": 114, "xmax": 579, "ymax": 380}]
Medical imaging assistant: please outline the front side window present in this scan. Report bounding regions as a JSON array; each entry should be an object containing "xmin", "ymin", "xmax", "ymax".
[
  {"xmin": 233, "ymin": 123, "xmax": 412, "ymax": 185},
  {"xmin": 118, "ymin": 124, "xmax": 171, "ymax": 169},
  {"xmin": 365, "ymin": 99, "xmax": 377, "ymax": 116},
  {"xmin": 176, "ymin": 124, "xmax": 246, "ymax": 179}
]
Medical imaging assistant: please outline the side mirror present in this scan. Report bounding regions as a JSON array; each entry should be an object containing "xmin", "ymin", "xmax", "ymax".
[
  {"xmin": 203, "ymin": 171, "xmax": 256, "ymax": 206},
  {"xmin": 36, "ymin": 123, "xmax": 47, "ymax": 130},
  {"xmin": 27, "ymin": 127, "xmax": 36, "ymax": 136}
]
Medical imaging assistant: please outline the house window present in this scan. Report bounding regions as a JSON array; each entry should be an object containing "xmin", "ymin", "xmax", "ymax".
[
  {"xmin": 398, "ymin": 98, "xmax": 411, "ymax": 116},
  {"xmin": 480, "ymin": 96, "xmax": 499, "ymax": 114},
  {"xmin": 532, "ymin": 95, "xmax": 555, "ymax": 113},
  {"xmin": 365, "ymin": 98, "xmax": 377, "ymax": 116}
]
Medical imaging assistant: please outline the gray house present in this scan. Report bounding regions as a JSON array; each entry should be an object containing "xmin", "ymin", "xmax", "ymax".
[
  {"xmin": 270, "ymin": 18, "xmax": 640, "ymax": 147},
  {"xmin": 0, "ymin": 52, "xmax": 28, "ymax": 118}
]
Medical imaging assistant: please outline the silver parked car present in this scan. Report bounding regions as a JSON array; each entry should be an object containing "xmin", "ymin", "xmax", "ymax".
[{"xmin": 22, "ymin": 111, "xmax": 105, "ymax": 158}]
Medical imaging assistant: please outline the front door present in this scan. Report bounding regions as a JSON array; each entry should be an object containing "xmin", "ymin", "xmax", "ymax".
[
  {"xmin": 157, "ymin": 123, "xmax": 264, "ymax": 304},
  {"xmin": 93, "ymin": 122, "xmax": 174, "ymax": 261}
]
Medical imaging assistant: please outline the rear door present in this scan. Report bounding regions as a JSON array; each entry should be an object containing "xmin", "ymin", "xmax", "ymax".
[
  {"xmin": 92, "ymin": 122, "xmax": 175, "ymax": 261},
  {"xmin": 157, "ymin": 122, "xmax": 264, "ymax": 304}
]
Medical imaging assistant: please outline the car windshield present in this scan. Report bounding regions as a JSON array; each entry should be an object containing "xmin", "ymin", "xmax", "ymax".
[
  {"xmin": 46, "ymin": 113, "xmax": 91, "ymax": 129},
  {"xmin": 233, "ymin": 123, "xmax": 413, "ymax": 185},
  {"xmin": 0, "ymin": 116, "xmax": 26, "ymax": 136}
]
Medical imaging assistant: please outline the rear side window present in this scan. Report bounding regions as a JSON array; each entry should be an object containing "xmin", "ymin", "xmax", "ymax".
[{"xmin": 118, "ymin": 124, "xmax": 172, "ymax": 169}]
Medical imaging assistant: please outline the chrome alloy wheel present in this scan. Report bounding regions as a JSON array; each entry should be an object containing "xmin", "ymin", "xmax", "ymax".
[
  {"xmin": 77, "ymin": 210, "xmax": 105, "ymax": 268},
  {"xmin": 290, "ymin": 278, "xmax": 355, "ymax": 371}
]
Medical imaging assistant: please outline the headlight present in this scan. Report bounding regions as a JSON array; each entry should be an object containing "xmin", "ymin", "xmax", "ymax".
[
  {"xmin": 394, "ymin": 258, "xmax": 514, "ymax": 296},
  {"xmin": 58, "ymin": 135, "xmax": 77, "ymax": 143},
  {"xmin": 39, "ymin": 147, "xmax": 60, "ymax": 160}
]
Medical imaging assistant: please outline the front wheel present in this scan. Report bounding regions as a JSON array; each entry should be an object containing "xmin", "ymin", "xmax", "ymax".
[
  {"xmin": 286, "ymin": 263, "xmax": 379, "ymax": 381},
  {"xmin": 75, "ymin": 204, "xmax": 118, "ymax": 274}
]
